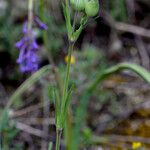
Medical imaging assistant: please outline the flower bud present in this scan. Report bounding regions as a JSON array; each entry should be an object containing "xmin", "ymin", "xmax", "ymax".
[
  {"xmin": 85, "ymin": 0, "xmax": 99, "ymax": 17},
  {"xmin": 70, "ymin": 0, "xmax": 85, "ymax": 11}
]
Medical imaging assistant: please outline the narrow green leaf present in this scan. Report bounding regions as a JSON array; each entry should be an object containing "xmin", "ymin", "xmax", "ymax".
[
  {"xmin": 0, "ymin": 65, "xmax": 51, "ymax": 132},
  {"xmin": 8, "ymin": 65, "xmax": 51, "ymax": 108},
  {"xmin": 71, "ymin": 63, "xmax": 150, "ymax": 150},
  {"xmin": 71, "ymin": 15, "xmax": 88, "ymax": 41},
  {"xmin": 54, "ymin": 88, "xmax": 61, "ymax": 129},
  {"xmin": 0, "ymin": 110, "xmax": 9, "ymax": 131},
  {"xmin": 64, "ymin": 86, "xmax": 74, "ymax": 114},
  {"xmin": 63, "ymin": 4, "xmax": 72, "ymax": 39},
  {"xmin": 89, "ymin": 63, "xmax": 150, "ymax": 92},
  {"xmin": 48, "ymin": 142, "xmax": 53, "ymax": 150}
]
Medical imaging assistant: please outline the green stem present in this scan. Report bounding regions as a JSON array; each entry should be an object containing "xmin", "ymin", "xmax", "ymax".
[
  {"xmin": 65, "ymin": 0, "xmax": 69, "ymax": 6},
  {"xmin": 55, "ymin": 128, "xmax": 62, "ymax": 150},
  {"xmin": 65, "ymin": 110, "xmax": 73, "ymax": 150},
  {"xmin": 61, "ymin": 42, "xmax": 74, "ymax": 114}
]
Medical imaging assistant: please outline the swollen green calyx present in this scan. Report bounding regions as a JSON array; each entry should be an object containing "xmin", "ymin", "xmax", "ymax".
[
  {"xmin": 85, "ymin": 0, "xmax": 99, "ymax": 17},
  {"xmin": 70, "ymin": 0, "xmax": 85, "ymax": 11},
  {"xmin": 70, "ymin": 0, "xmax": 99, "ymax": 17}
]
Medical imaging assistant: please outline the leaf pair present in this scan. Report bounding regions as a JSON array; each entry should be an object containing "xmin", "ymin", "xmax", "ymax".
[
  {"xmin": 71, "ymin": 15, "xmax": 88, "ymax": 42},
  {"xmin": 63, "ymin": 2, "xmax": 88, "ymax": 42}
]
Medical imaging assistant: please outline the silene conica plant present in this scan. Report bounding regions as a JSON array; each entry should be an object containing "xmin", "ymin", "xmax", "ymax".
[{"xmin": 0, "ymin": 0, "xmax": 150, "ymax": 150}]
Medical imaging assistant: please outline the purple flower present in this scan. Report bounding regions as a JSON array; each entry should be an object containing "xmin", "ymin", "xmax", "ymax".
[
  {"xmin": 22, "ymin": 22, "xmax": 28, "ymax": 33},
  {"xmin": 16, "ymin": 35, "xmax": 39, "ymax": 73},
  {"xmin": 16, "ymin": 17, "xmax": 47, "ymax": 73}
]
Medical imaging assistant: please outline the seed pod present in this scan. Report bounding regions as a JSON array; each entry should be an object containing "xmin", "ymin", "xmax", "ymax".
[
  {"xmin": 85, "ymin": 0, "xmax": 99, "ymax": 17},
  {"xmin": 70, "ymin": 0, "xmax": 85, "ymax": 11}
]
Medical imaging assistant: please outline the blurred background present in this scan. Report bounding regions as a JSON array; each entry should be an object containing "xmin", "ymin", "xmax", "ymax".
[{"xmin": 0, "ymin": 0, "xmax": 150, "ymax": 149}]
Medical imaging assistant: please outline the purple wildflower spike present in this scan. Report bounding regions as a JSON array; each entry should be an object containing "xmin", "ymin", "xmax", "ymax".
[
  {"xmin": 35, "ymin": 16, "xmax": 48, "ymax": 30},
  {"xmin": 16, "ymin": 16, "xmax": 47, "ymax": 73}
]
